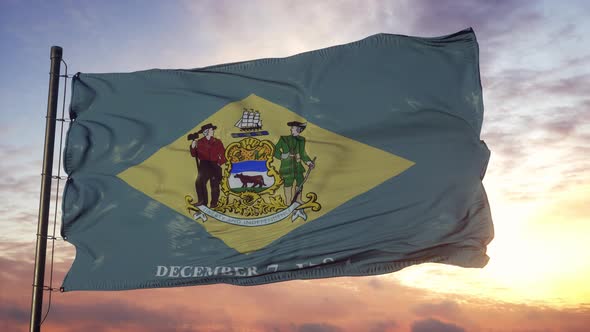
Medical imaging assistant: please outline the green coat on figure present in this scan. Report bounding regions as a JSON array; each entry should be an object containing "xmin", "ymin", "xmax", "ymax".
[{"xmin": 274, "ymin": 135, "xmax": 311, "ymax": 187}]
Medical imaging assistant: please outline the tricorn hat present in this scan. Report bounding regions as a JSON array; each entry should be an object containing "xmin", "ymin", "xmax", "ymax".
[
  {"xmin": 198, "ymin": 123, "xmax": 217, "ymax": 134},
  {"xmin": 287, "ymin": 121, "xmax": 307, "ymax": 130}
]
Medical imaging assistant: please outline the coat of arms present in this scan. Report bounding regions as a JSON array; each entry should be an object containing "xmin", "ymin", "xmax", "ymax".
[{"xmin": 186, "ymin": 108, "xmax": 321, "ymax": 226}]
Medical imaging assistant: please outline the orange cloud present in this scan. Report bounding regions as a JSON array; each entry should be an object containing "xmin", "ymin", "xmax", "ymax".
[{"xmin": 2, "ymin": 248, "xmax": 589, "ymax": 332}]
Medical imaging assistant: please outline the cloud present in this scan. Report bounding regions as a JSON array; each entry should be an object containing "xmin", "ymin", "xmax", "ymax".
[
  {"xmin": 0, "ymin": 141, "xmax": 67, "ymax": 244},
  {"xmin": 487, "ymin": 70, "xmax": 590, "ymax": 107},
  {"xmin": 177, "ymin": 0, "xmax": 547, "ymax": 73},
  {"xmin": 0, "ymin": 256, "xmax": 33, "ymax": 284},
  {"xmin": 46, "ymin": 300, "xmax": 209, "ymax": 332},
  {"xmin": 0, "ymin": 304, "xmax": 28, "ymax": 329},
  {"xmin": 402, "ymin": 0, "xmax": 548, "ymax": 75},
  {"xmin": 480, "ymin": 92, "xmax": 590, "ymax": 203},
  {"xmin": 179, "ymin": 0, "xmax": 408, "ymax": 65},
  {"xmin": 2, "ymin": 245, "xmax": 590, "ymax": 332},
  {"xmin": 412, "ymin": 300, "xmax": 461, "ymax": 319},
  {"xmin": 0, "ymin": 241, "xmax": 35, "ymax": 260},
  {"xmin": 535, "ymin": 74, "xmax": 590, "ymax": 97},
  {"xmin": 411, "ymin": 318, "xmax": 465, "ymax": 332},
  {"xmin": 368, "ymin": 320, "xmax": 398, "ymax": 332},
  {"xmin": 299, "ymin": 323, "xmax": 344, "ymax": 332},
  {"xmin": 407, "ymin": 0, "xmax": 540, "ymax": 36},
  {"xmin": 564, "ymin": 54, "xmax": 590, "ymax": 67},
  {"xmin": 367, "ymin": 276, "xmax": 385, "ymax": 290}
]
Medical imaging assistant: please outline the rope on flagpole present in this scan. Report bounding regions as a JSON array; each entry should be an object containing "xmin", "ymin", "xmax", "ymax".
[{"xmin": 39, "ymin": 58, "xmax": 71, "ymax": 326}]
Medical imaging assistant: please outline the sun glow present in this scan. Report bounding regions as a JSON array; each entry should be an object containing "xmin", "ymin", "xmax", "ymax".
[{"xmin": 395, "ymin": 186, "xmax": 590, "ymax": 308}]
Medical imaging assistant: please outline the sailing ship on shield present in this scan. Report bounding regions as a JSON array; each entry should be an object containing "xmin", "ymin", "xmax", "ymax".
[
  {"xmin": 186, "ymin": 108, "xmax": 321, "ymax": 226},
  {"xmin": 231, "ymin": 109, "xmax": 269, "ymax": 138}
]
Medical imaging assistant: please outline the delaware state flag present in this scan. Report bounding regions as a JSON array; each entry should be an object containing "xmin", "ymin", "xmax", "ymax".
[{"xmin": 61, "ymin": 28, "xmax": 493, "ymax": 291}]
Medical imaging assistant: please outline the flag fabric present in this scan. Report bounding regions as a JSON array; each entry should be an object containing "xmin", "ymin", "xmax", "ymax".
[{"xmin": 61, "ymin": 27, "xmax": 493, "ymax": 291}]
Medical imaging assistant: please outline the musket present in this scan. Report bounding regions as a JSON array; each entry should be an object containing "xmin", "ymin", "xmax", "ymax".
[
  {"xmin": 291, "ymin": 156, "xmax": 316, "ymax": 204},
  {"xmin": 191, "ymin": 134, "xmax": 200, "ymax": 169}
]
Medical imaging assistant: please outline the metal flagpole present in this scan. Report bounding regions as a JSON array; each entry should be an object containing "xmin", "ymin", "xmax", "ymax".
[{"xmin": 29, "ymin": 46, "xmax": 63, "ymax": 332}]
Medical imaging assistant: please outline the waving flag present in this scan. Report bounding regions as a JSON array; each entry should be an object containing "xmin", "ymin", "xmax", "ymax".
[{"xmin": 61, "ymin": 27, "xmax": 493, "ymax": 291}]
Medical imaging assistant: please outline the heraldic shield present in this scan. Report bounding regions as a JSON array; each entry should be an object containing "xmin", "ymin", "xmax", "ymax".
[{"xmin": 118, "ymin": 94, "xmax": 414, "ymax": 253}]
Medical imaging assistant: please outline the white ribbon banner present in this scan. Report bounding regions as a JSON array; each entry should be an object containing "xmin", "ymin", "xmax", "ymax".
[{"xmin": 192, "ymin": 202, "xmax": 305, "ymax": 226}]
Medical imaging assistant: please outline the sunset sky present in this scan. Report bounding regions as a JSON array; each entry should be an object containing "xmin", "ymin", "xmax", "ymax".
[{"xmin": 1, "ymin": 0, "xmax": 590, "ymax": 331}]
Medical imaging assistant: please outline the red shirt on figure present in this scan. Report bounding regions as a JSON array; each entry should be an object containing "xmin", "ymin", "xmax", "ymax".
[{"xmin": 191, "ymin": 137, "xmax": 226, "ymax": 165}]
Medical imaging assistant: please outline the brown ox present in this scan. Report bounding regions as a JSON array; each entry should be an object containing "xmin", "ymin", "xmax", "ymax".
[{"xmin": 234, "ymin": 173, "xmax": 266, "ymax": 188}]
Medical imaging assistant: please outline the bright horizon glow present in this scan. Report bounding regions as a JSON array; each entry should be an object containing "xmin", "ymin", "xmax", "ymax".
[{"xmin": 396, "ymin": 183, "xmax": 590, "ymax": 308}]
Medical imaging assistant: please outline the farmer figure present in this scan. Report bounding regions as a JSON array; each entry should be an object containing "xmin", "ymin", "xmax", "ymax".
[
  {"xmin": 274, "ymin": 121, "xmax": 315, "ymax": 205},
  {"xmin": 190, "ymin": 123, "xmax": 226, "ymax": 208}
]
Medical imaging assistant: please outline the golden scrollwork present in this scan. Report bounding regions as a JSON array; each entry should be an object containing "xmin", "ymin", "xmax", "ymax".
[
  {"xmin": 297, "ymin": 192, "xmax": 322, "ymax": 212},
  {"xmin": 213, "ymin": 194, "xmax": 288, "ymax": 217},
  {"xmin": 185, "ymin": 195, "xmax": 200, "ymax": 214},
  {"xmin": 227, "ymin": 137, "xmax": 272, "ymax": 161}
]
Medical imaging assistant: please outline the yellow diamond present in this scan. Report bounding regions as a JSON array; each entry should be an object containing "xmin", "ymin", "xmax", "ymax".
[{"xmin": 118, "ymin": 94, "xmax": 414, "ymax": 253}]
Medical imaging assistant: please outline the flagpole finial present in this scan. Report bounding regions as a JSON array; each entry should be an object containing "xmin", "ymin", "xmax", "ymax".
[{"xmin": 50, "ymin": 46, "xmax": 62, "ymax": 59}]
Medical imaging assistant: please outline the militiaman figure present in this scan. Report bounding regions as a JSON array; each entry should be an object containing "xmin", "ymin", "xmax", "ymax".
[
  {"xmin": 274, "ymin": 121, "xmax": 315, "ymax": 204},
  {"xmin": 190, "ymin": 123, "xmax": 226, "ymax": 208}
]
